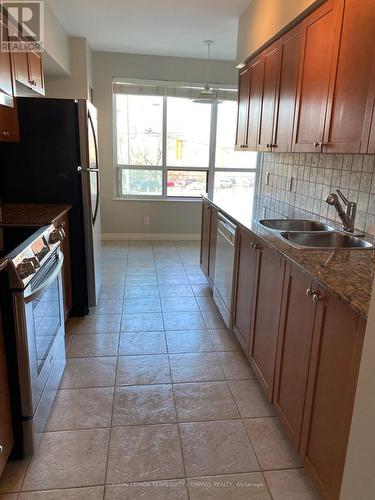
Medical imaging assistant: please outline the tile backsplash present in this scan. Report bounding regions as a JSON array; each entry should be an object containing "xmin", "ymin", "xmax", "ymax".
[{"xmin": 257, "ymin": 152, "xmax": 375, "ymax": 236}]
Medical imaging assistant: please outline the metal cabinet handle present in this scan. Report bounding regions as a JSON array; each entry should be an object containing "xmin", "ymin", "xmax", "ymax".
[
  {"xmin": 312, "ymin": 293, "xmax": 322, "ymax": 303},
  {"xmin": 313, "ymin": 141, "xmax": 321, "ymax": 148},
  {"xmin": 251, "ymin": 242, "xmax": 261, "ymax": 250},
  {"xmin": 271, "ymin": 144, "xmax": 278, "ymax": 149},
  {"xmin": 306, "ymin": 288, "xmax": 313, "ymax": 297},
  {"xmin": 0, "ymin": 445, "xmax": 3, "ymax": 454}
]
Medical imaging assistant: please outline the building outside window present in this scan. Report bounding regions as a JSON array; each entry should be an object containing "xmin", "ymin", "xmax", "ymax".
[{"xmin": 113, "ymin": 80, "xmax": 258, "ymax": 209}]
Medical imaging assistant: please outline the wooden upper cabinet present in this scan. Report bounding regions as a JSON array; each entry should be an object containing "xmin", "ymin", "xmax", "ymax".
[
  {"xmin": 272, "ymin": 28, "xmax": 301, "ymax": 152},
  {"xmin": 200, "ymin": 202, "xmax": 211, "ymax": 278},
  {"xmin": 12, "ymin": 51, "xmax": 29, "ymax": 87},
  {"xmin": 232, "ymin": 228, "xmax": 259, "ymax": 353},
  {"xmin": 274, "ymin": 262, "xmax": 316, "ymax": 449},
  {"xmin": 28, "ymin": 51, "xmax": 45, "ymax": 94},
  {"xmin": 249, "ymin": 244, "xmax": 285, "ymax": 400},
  {"xmin": 300, "ymin": 287, "xmax": 365, "ymax": 500},
  {"xmin": 235, "ymin": 66, "xmax": 250, "ymax": 150},
  {"xmin": 292, "ymin": 0, "xmax": 337, "ymax": 152},
  {"xmin": 323, "ymin": 0, "xmax": 375, "ymax": 153},
  {"xmin": 246, "ymin": 57, "xmax": 264, "ymax": 151},
  {"xmin": 258, "ymin": 45, "xmax": 281, "ymax": 152}
]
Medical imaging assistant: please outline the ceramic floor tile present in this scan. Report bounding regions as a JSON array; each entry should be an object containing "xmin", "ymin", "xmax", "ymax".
[
  {"xmin": 22, "ymin": 429, "xmax": 109, "ymax": 491},
  {"xmin": 89, "ymin": 299, "xmax": 123, "ymax": 314},
  {"xmin": 163, "ymin": 312, "xmax": 206, "ymax": 331},
  {"xmin": 121, "ymin": 313, "xmax": 164, "ymax": 332},
  {"xmin": 112, "ymin": 384, "xmax": 176, "ymax": 425},
  {"xmin": 188, "ymin": 472, "xmax": 271, "ymax": 500},
  {"xmin": 46, "ymin": 387, "xmax": 114, "ymax": 431},
  {"xmin": 125, "ymin": 275, "xmax": 158, "ymax": 286},
  {"xmin": 19, "ymin": 486, "xmax": 105, "ymax": 499},
  {"xmin": 123, "ymin": 298, "xmax": 161, "ymax": 313},
  {"xmin": 166, "ymin": 330, "xmax": 214, "ymax": 353},
  {"xmin": 158, "ymin": 285, "xmax": 194, "ymax": 298},
  {"xmin": 218, "ymin": 351, "xmax": 257, "ymax": 380},
  {"xmin": 60, "ymin": 357, "xmax": 117, "ymax": 389},
  {"xmin": 68, "ymin": 315, "xmax": 121, "ymax": 334},
  {"xmin": 119, "ymin": 331, "xmax": 167, "ymax": 355},
  {"xmin": 157, "ymin": 274, "xmax": 189, "ymax": 286},
  {"xmin": 209, "ymin": 329, "xmax": 241, "ymax": 351},
  {"xmin": 116, "ymin": 355, "xmax": 171, "ymax": 385},
  {"xmin": 191, "ymin": 284, "xmax": 212, "ymax": 297},
  {"xmin": 106, "ymin": 425, "xmax": 184, "ymax": 483},
  {"xmin": 229, "ymin": 380, "xmax": 276, "ymax": 418},
  {"xmin": 188, "ymin": 275, "xmax": 208, "ymax": 285},
  {"xmin": 105, "ymin": 481, "xmax": 188, "ymax": 499},
  {"xmin": 124, "ymin": 286, "xmax": 159, "ymax": 299},
  {"xmin": 195, "ymin": 296, "xmax": 218, "ymax": 312},
  {"xmin": 0, "ymin": 458, "xmax": 29, "ymax": 494},
  {"xmin": 173, "ymin": 381, "xmax": 239, "ymax": 422},
  {"xmin": 67, "ymin": 334, "xmax": 119, "ymax": 357},
  {"xmin": 201, "ymin": 310, "xmax": 227, "ymax": 329},
  {"xmin": 264, "ymin": 469, "xmax": 320, "ymax": 499},
  {"xmin": 99, "ymin": 286, "xmax": 124, "ymax": 299},
  {"xmin": 169, "ymin": 353, "xmax": 225, "ymax": 382},
  {"xmin": 161, "ymin": 297, "xmax": 199, "ymax": 312},
  {"xmin": 244, "ymin": 417, "xmax": 302, "ymax": 470},
  {"xmin": 180, "ymin": 420, "xmax": 260, "ymax": 477},
  {"xmin": 126, "ymin": 267, "xmax": 156, "ymax": 276}
]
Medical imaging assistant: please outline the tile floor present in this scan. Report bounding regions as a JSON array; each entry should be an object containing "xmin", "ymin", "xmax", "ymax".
[{"xmin": 0, "ymin": 240, "xmax": 320, "ymax": 499}]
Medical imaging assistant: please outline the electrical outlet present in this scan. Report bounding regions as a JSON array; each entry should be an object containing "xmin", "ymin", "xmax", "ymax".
[{"xmin": 143, "ymin": 216, "xmax": 150, "ymax": 226}]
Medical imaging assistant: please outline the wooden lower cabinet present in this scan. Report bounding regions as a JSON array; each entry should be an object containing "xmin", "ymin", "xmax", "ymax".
[
  {"xmin": 54, "ymin": 213, "xmax": 73, "ymax": 321},
  {"xmin": 232, "ymin": 228, "xmax": 259, "ymax": 352},
  {"xmin": 200, "ymin": 202, "xmax": 211, "ymax": 277},
  {"xmin": 274, "ymin": 263, "xmax": 316, "ymax": 448},
  {"xmin": 0, "ymin": 311, "xmax": 13, "ymax": 475},
  {"xmin": 300, "ymin": 286, "xmax": 365, "ymax": 500},
  {"xmin": 249, "ymin": 243, "xmax": 285, "ymax": 400}
]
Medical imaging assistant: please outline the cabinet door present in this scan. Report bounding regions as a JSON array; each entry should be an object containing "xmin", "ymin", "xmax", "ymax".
[
  {"xmin": 274, "ymin": 263, "xmax": 316, "ymax": 449},
  {"xmin": 12, "ymin": 51, "xmax": 30, "ymax": 87},
  {"xmin": 232, "ymin": 228, "xmax": 259, "ymax": 352},
  {"xmin": 235, "ymin": 66, "xmax": 250, "ymax": 150},
  {"xmin": 292, "ymin": 0, "xmax": 337, "ymax": 152},
  {"xmin": 323, "ymin": 0, "xmax": 375, "ymax": 154},
  {"xmin": 369, "ymin": 114, "xmax": 375, "ymax": 154},
  {"xmin": 200, "ymin": 202, "xmax": 211, "ymax": 277},
  {"xmin": 246, "ymin": 58, "xmax": 264, "ymax": 151},
  {"xmin": 273, "ymin": 28, "xmax": 301, "ymax": 152},
  {"xmin": 28, "ymin": 51, "xmax": 45, "ymax": 95},
  {"xmin": 0, "ymin": 21, "xmax": 14, "ymax": 108},
  {"xmin": 249, "ymin": 244, "xmax": 285, "ymax": 399},
  {"xmin": 0, "ymin": 314, "xmax": 13, "ymax": 475},
  {"xmin": 258, "ymin": 45, "xmax": 281, "ymax": 152},
  {"xmin": 300, "ymin": 287, "xmax": 365, "ymax": 500},
  {"xmin": 208, "ymin": 207, "xmax": 218, "ymax": 283}
]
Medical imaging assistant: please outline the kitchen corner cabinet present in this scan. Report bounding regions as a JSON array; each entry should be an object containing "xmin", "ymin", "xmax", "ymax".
[
  {"xmin": 249, "ymin": 243, "xmax": 285, "ymax": 400},
  {"xmin": 0, "ymin": 311, "xmax": 13, "ymax": 475},
  {"xmin": 54, "ymin": 213, "xmax": 73, "ymax": 320},
  {"xmin": 232, "ymin": 228, "xmax": 259, "ymax": 352},
  {"xmin": 0, "ymin": 20, "xmax": 20, "ymax": 142},
  {"xmin": 300, "ymin": 286, "xmax": 365, "ymax": 500},
  {"xmin": 200, "ymin": 201, "xmax": 217, "ymax": 284}
]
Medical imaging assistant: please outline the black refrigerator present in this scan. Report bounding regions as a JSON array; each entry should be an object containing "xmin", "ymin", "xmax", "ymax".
[{"xmin": 0, "ymin": 98, "xmax": 102, "ymax": 316}]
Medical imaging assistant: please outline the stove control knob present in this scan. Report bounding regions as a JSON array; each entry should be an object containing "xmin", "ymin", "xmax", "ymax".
[
  {"xmin": 17, "ymin": 259, "xmax": 36, "ymax": 279},
  {"xmin": 49, "ymin": 229, "xmax": 63, "ymax": 244}
]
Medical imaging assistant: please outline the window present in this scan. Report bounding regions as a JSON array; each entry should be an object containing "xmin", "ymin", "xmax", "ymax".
[{"xmin": 114, "ymin": 83, "xmax": 258, "ymax": 202}]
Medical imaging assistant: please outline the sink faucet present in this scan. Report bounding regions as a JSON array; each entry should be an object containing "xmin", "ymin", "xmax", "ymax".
[{"xmin": 325, "ymin": 190, "xmax": 357, "ymax": 233}]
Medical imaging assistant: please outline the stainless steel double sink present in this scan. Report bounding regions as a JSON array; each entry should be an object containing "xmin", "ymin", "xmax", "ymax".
[{"xmin": 259, "ymin": 219, "xmax": 373, "ymax": 249}]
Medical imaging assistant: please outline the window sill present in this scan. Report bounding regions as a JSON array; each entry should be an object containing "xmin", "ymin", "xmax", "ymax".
[{"xmin": 112, "ymin": 196, "xmax": 204, "ymax": 203}]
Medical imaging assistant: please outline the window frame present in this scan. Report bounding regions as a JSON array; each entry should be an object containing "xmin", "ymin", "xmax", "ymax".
[{"xmin": 113, "ymin": 93, "xmax": 258, "ymax": 202}]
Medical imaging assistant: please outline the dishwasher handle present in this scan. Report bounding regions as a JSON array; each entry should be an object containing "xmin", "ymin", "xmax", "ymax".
[{"xmin": 217, "ymin": 214, "xmax": 237, "ymax": 244}]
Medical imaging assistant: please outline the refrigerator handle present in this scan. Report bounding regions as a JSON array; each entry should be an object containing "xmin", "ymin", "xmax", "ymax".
[{"xmin": 77, "ymin": 166, "xmax": 99, "ymax": 173}]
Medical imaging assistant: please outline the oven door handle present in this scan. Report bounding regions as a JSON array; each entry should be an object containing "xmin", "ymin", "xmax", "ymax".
[{"xmin": 24, "ymin": 252, "xmax": 64, "ymax": 303}]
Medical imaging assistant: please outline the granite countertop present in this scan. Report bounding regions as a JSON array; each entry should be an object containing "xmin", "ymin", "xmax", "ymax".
[
  {"xmin": 203, "ymin": 195, "xmax": 374, "ymax": 320},
  {"xmin": 0, "ymin": 203, "xmax": 71, "ymax": 227}
]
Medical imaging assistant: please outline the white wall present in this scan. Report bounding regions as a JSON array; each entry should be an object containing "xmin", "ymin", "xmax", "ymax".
[
  {"xmin": 92, "ymin": 51, "xmax": 237, "ymax": 237},
  {"xmin": 45, "ymin": 37, "xmax": 92, "ymax": 100},
  {"xmin": 237, "ymin": 0, "xmax": 322, "ymax": 64},
  {"xmin": 43, "ymin": 1, "xmax": 70, "ymax": 76}
]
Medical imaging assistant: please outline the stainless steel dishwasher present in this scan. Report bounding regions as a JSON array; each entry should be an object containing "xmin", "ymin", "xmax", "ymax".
[{"xmin": 213, "ymin": 213, "xmax": 237, "ymax": 327}]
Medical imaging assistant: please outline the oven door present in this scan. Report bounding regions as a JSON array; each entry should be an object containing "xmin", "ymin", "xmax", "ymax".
[{"xmin": 13, "ymin": 251, "xmax": 66, "ymax": 423}]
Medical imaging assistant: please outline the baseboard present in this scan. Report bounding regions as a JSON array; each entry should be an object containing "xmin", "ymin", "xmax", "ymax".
[{"xmin": 102, "ymin": 233, "xmax": 201, "ymax": 241}]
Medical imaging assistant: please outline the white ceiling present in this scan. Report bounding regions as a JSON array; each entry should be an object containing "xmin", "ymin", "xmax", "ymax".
[{"xmin": 47, "ymin": 0, "xmax": 251, "ymax": 61}]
